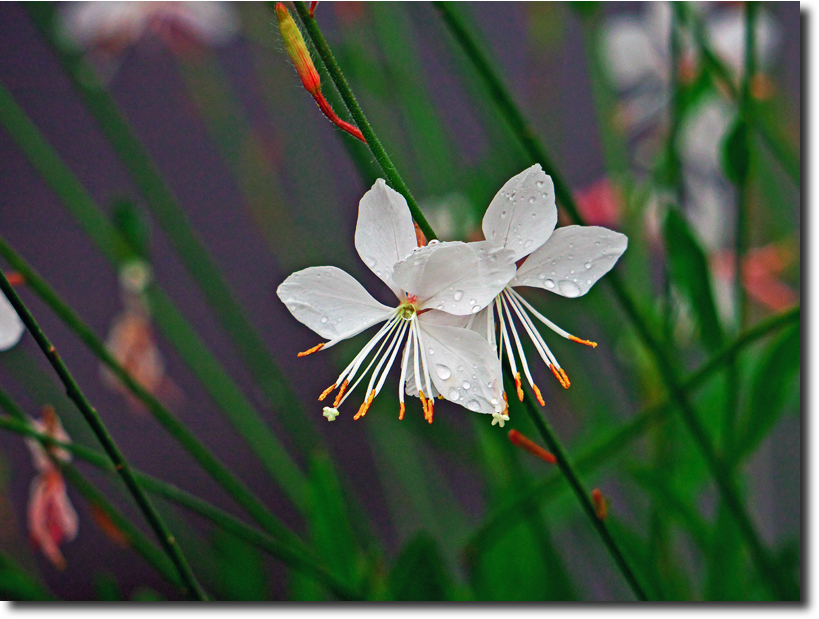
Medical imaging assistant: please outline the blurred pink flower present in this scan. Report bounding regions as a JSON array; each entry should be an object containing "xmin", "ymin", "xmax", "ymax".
[
  {"xmin": 712, "ymin": 244, "xmax": 798, "ymax": 314},
  {"xmin": 25, "ymin": 407, "xmax": 78, "ymax": 571},
  {"xmin": 574, "ymin": 178, "xmax": 623, "ymax": 228}
]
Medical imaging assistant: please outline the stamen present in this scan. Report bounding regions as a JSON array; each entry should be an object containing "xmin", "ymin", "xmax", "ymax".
[
  {"xmin": 399, "ymin": 401, "xmax": 405, "ymax": 420},
  {"xmin": 332, "ymin": 379, "xmax": 349, "ymax": 407},
  {"xmin": 592, "ymin": 489, "xmax": 608, "ymax": 520},
  {"xmin": 514, "ymin": 372, "xmax": 524, "ymax": 402},
  {"xmin": 318, "ymin": 384, "xmax": 336, "ymax": 401},
  {"xmin": 298, "ymin": 342, "xmax": 324, "ymax": 357},
  {"xmin": 419, "ymin": 390, "xmax": 429, "ymax": 418},
  {"xmin": 508, "ymin": 429, "xmax": 557, "ymax": 464},
  {"xmin": 569, "ymin": 335, "xmax": 598, "ymax": 348},
  {"xmin": 500, "ymin": 292, "xmax": 537, "ymax": 397},
  {"xmin": 549, "ymin": 364, "xmax": 570, "ymax": 389},
  {"xmin": 532, "ymin": 384, "xmax": 545, "ymax": 406},
  {"xmin": 353, "ymin": 390, "xmax": 376, "ymax": 420},
  {"xmin": 426, "ymin": 399, "xmax": 434, "ymax": 424}
]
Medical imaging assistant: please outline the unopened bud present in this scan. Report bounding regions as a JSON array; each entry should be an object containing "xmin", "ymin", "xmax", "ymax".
[
  {"xmin": 591, "ymin": 488, "xmax": 608, "ymax": 520},
  {"xmin": 508, "ymin": 429, "xmax": 556, "ymax": 464},
  {"xmin": 276, "ymin": 3, "xmax": 321, "ymax": 95}
]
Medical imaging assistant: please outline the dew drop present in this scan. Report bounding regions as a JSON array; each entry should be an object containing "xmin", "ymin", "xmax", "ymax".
[
  {"xmin": 587, "ymin": 280, "xmax": 592, "ymax": 285},
  {"xmin": 585, "ymin": 262, "xmax": 592, "ymax": 269},
  {"xmin": 528, "ymin": 196, "xmax": 536, "ymax": 204},
  {"xmin": 428, "ymin": 239, "xmax": 440, "ymax": 246},
  {"xmin": 453, "ymin": 290, "xmax": 464, "ymax": 301},
  {"xmin": 466, "ymin": 399, "xmax": 480, "ymax": 411},
  {"xmin": 457, "ymin": 366, "xmax": 464, "ymax": 372},
  {"xmin": 436, "ymin": 304, "xmax": 444, "ymax": 310},
  {"xmin": 469, "ymin": 299, "xmax": 477, "ymax": 305},
  {"xmin": 471, "ymin": 305, "xmax": 481, "ymax": 314},
  {"xmin": 462, "ymin": 381, "xmax": 471, "ymax": 390},
  {"xmin": 536, "ymin": 180, "xmax": 544, "ymax": 188},
  {"xmin": 545, "ymin": 279, "xmax": 555, "ymax": 289},
  {"xmin": 570, "ymin": 269, "xmax": 575, "ymax": 275},
  {"xmin": 320, "ymin": 316, "xmax": 328, "ymax": 324},
  {"xmin": 531, "ymin": 211, "xmax": 537, "ymax": 217},
  {"xmin": 428, "ymin": 347, "xmax": 435, "ymax": 355},
  {"xmin": 595, "ymin": 241, "xmax": 601, "ymax": 246},
  {"xmin": 448, "ymin": 388, "xmax": 460, "ymax": 401},
  {"xmin": 490, "ymin": 397, "xmax": 500, "ymax": 406},
  {"xmin": 435, "ymin": 365, "xmax": 452, "ymax": 380},
  {"xmin": 558, "ymin": 280, "xmax": 581, "ymax": 297},
  {"xmin": 524, "ymin": 239, "xmax": 533, "ymax": 249},
  {"xmin": 501, "ymin": 210, "xmax": 508, "ymax": 218},
  {"xmin": 336, "ymin": 317, "xmax": 343, "ymax": 323},
  {"xmin": 538, "ymin": 272, "xmax": 548, "ymax": 279},
  {"xmin": 567, "ymin": 254, "xmax": 574, "ymax": 260}
]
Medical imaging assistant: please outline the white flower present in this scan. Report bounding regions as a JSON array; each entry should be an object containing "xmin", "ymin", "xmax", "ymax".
[
  {"xmin": 277, "ymin": 180, "xmax": 517, "ymax": 422},
  {"xmin": 469, "ymin": 165, "xmax": 628, "ymax": 405},
  {"xmin": 0, "ymin": 291, "xmax": 24, "ymax": 351}
]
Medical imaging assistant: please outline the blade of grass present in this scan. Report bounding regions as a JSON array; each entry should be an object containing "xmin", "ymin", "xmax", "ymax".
[
  {"xmin": 0, "ymin": 412, "xmax": 362, "ymax": 601},
  {"xmin": 431, "ymin": 2, "xmax": 797, "ymax": 600},
  {"xmin": 0, "ymin": 234, "xmax": 301, "ymax": 545},
  {"xmin": 0, "ymin": 272, "xmax": 207, "ymax": 600},
  {"xmin": 23, "ymin": 3, "xmax": 322, "ymax": 458},
  {"xmin": 0, "ymin": 81, "xmax": 308, "ymax": 511}
]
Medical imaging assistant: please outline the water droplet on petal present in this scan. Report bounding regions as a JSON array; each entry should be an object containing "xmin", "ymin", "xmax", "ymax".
[
  {"xmin": 469, "ymin": 299, "xmax": 477, "ymax": 305},
  {"xmin": 453, "ymin": 290, "xmax": 464, "ymax": 301},
  {"xmin": 528, "ymin": 196, "xmax": 536, "ymax": 204},
  {"xmin": 567, "ymin": 254, "xmax": 573, "ymax": 260},
  {"xmin": 448, "ymin": 388, "xmax": 460, "ymax": 401},
  {"xmin": 570, "ymin": 269, "xmax": 575, "ymax": 275},
  {"xmin": 428, "ymin": 239, "xmax": 440, "ymax": 246},
  {"xmin": 320, "ymin": 316, "xmax": 328, "ymax": 324},
  {"xmin": 585, "ymin": 262, "xmax": 592, "ymax": 269},
  {"xmin": 558, "ymin": 280, "xmax": 581, "ymax": 297},
  {"xmin": 538, "ymin": 272, "xmax": 547, "ymax": 280},
  {"xmin": 545, "ymin": 279, "xmax": 555, "ymax": 289},
  {"xmin": 524, "ymin": 240, "xmax": 533, "ymax": 249},
  {"xmin": 457, "ymin": 366, "xmax": 464, "ymax": 372},
  {"xmin": 471, "ymin": 305, "xmax": 481, "ymax": 314},
  {"xmin": 336, "ymin": 317, "xmax": 343, "ymax": 323},
  {"xmin": 428, "ymin": 347, "xmax": 435, "ymax": 355},
  {"xmin": 466, "ymin": 399, "xmax": 480, "ymax": 411},
  {"xmin": 435, "ymin": 365, "xmax": 452, "ymax": 380},
  {"xmin": 490, "ymin": 397, "xmax": 500, "ymax": 406},
  {"xmin": 501, "ymin": 210, "xmax": 508, "ymax": 218},
  {"xmin": 462, "ymin": 381, "xmax": 471, "ymax": 390},
  {"xmin": 595, "ymin": 241, "xmax": 601, "ymax": 246},
  {"xmin": 536, "ymin": 180, "xmax": 544, "ymax": 188}
]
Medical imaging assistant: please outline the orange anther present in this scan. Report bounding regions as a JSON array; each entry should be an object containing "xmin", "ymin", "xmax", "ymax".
[
  {"xmin": 298, "ymin": 342, "xmax": 324, "ymax": 357},
  {"xmin": 426, "ymin": 399, "xmax": 434, "ymax": 424},
  {"xmin": 414, "ymin": 222, "xmax": 427, "ymax": 248},
  {"xmin": 399, "ymin": 402, "xmax": 405, "ymax": 420},
  {"xmin": 318, "ymin": 383, "xmax": 336, "ymax": 401},
  {"xmin": 514, "ymin": 372, "xmax": 524, "ymax": 402},
  {"xmin": 353, "ymin": 390, "xmax": 375, "ymax": 420},
  {"xmin": 559, "ymin": 368, "xmax": 571, "ymax": 389},
  {"xmin": 508, "ymin": 430, "xmax": 557, "ymax": 464},
  {"xmin": 532, "ymin": 384, "xmax": 545, "ymax": 406},
  {"xmin": 592, "ymin": 489, "xmax": 607, "ymax": 520},
  {"xmin": 332, "ymin": 379, "xmax": 349, "ymax": 407},
  {"xmin": 569, "ymin": 335, "xmax": 598, "ymax": 348},
  {"xmin": 549, "ymin": 364, "xmax": 570, "ymax": 389}
]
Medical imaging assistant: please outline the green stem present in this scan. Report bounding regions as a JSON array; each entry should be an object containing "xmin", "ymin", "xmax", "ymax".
[
  {"xmin": 509, "ymin": 371, "xmax": 649, "ymax": 601},
  {"xmin": 0, "ymin": 273, "xmax": 207, "ymax": 601},
  {"xmin": 0, "ymin": 81, "xmax": 308, "ymax": 511},
  {"xmin": 0, "ymin": 413, "xmax": 362, "ymax": 601},
  {"xmin": 432, "ymin": 2, "xmax": 796, "ymax": 600},
  {"xmin": 465, "ymin": 305, "xmax": 799, "ymax": 560},
  {"xmin": 23, "ymin": 3, "xmax": 321, "ymax": 460},
  {"xmin": 0, "ymin": 234, "xmax": 300, "ymax": 547},
  {"xmin": 289, "ymin": 1, "xmax": 437, "ymax": 242}
]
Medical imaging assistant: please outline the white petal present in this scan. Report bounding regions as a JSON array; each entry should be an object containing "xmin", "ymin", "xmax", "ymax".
[
  {"xmin": 354, "ymin": 179, "xmax": 418, "ymax": 296},
  {"xmin": 482, "ymin": 164, "xmax": 558, "ymax": 261},
  {"xmin": 513, "ymin": 226, "xmax": 627, "ymax": 298},
  {"xmin": 417, "ymin": 315, "xmax": 504, "ymax": 414},
  {"xmin": 0, "ymin": 292, "xmax": 24, "ymax": 351},
  {"xmin": 392, "ymin": 241, "xmax": 515, "ymax": 315},
  {"xmin": 601, "ymin": 18, "xmax": 660, "ymax": 89},
  {"xmin": 277, "ymin": 266, "xmax": 393, "ymax": 342}
]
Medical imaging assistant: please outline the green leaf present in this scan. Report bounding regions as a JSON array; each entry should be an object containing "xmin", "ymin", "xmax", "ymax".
[
  {"xmin": 664, "ymin": 209, "xmax": 725, "ymax": 351},
  {"xmin": 210, "ymin": 530, "xmax": 269, "ymax": 601},
  {"xmin": 388, "ymin": 532, "xmax": 455, "ymax": 601},
  {"xmin": 735, "ymin": 324, "xmax": 800, "ymax": 460},
  {"xmin": 111, "ymin": 199, "xmax": 151, "ymax": 260},
  {"xmin": 0, "ymin": 551, "xmax": 56, "ymax": 601},
  {"xmin": 93, "ymin": 572, "xmax": 122, "ymax": 601},
  {"xmin": 723, "ymin": 120, "xmax": 751, "ymax": 184}
]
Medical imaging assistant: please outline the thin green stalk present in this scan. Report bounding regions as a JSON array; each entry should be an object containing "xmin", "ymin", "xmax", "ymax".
[
  {"xmin": 0, "ymin": 273, "xmax": 207, "ymax": 600},
  {"xmin": 432, "ymin": 2, "xmax": 796, "ymax": 600},
  {"xmin": 23, "ymin": 3, "xmax": 322, "ymax": 459},
  {"xmin": 465, "ymin": 305, "xmax": 799, "ymax": 560},
  {"xmin": 289, "ymin": 1, "xmax": 437, "ymax": 242},
  {"xmin": 0, "ymin": 414, "xmax": 362, "ymax": 601},
  {"xmin": 509, "ymin": 371, "xmax": 649, "ymax": 601},
  {"xmin": 0, "ymin": 234, "xmax": 300, "ymax": 547},
  {"xmin": 0, "ymin": 81, "xmax": 308, "ymax": 511}
]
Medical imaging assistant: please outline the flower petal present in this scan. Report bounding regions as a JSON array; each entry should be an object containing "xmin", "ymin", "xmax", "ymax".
[
  {"xmin": 354, "ymin": 179, "xmax": 418, "ymax": 296},
  {"xmin": 0, "ymin": 292, "xmax": 24, "ymax": 351},
  {"xmin": 277, "ymin": 266, "xmax": 393, "ymax": 342},
  {"xmin": 482, "ymin": 164, "xmax": 558, "ymax": 261},
  {"xmin": 392, "ymin": 241, "xmax": 515, "ymax": 315},
  {"xmin": 418, "ymin": 316, "xmax": 505, "ymax": 414},
  {"xmin": 513, "ymin": 226, "xmax": 627, "ymax": 297}
]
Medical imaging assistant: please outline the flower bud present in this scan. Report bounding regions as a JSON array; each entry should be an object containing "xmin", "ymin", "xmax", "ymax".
[{"xmin": 275, "ymin": 3, "xmax": 321, "ymax": 95}]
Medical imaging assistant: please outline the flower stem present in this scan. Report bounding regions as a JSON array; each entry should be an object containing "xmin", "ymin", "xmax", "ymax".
[
  {"xmin": 23, "ymin": 2, "xmax": 323, "ymax": 460},
  {"xmin": 0, "ymin": 409, "xmax": 362, "ymax": 601},
  {"xmin": 0, "ymin": 233, "xmax": 300, "ymax": 548},
  {"xmin": 508, "ymin": 370, "xmax": 649, "ymax": 601},
  {"xmin": 0, "ymin": 272, "xmax": 208, "ymax": 601},
  {"xmin": 466, "ymin": 306, "xmax": 799, "ymax": 561},
  {"xmin": 289, "ymin": 1, "xmax": 438, "ymax": 242},
  {"xmin": 433, "ymin": 2, "xmax": 797, "ymax": 600}
]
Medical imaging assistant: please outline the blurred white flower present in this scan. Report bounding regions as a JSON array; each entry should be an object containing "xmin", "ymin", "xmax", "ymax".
[{"xmin": 0, "ymin": 291, "xmax": 24, "ymax": 351}]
